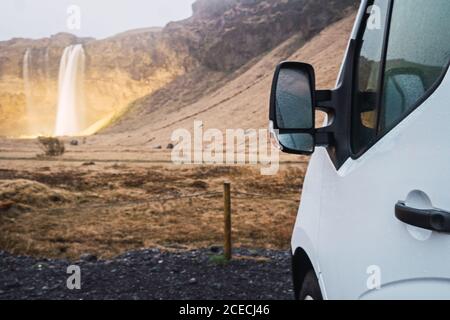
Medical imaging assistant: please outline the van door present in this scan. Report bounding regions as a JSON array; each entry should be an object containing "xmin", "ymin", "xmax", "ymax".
[{"xmin": 317, "ymin": 0, "xmax": 450, "ymax": 299}]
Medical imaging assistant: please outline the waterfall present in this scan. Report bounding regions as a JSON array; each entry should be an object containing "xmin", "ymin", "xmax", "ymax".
[
  {"xmin": 23, "ymin": 49, "xmax": 33, "ymax": 133},
  {"xmin": 45, "ymin": 47, "xmax": 51, "ymax": 97},
  {"xmin": 54, "ymin": 44, "xmax": 85, "ymax": 136}
]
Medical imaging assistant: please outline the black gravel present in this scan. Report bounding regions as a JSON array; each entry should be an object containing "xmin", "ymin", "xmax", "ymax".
[{"xmin": 0, "ymin": 248, "xmax": 293, "ymax": 300}]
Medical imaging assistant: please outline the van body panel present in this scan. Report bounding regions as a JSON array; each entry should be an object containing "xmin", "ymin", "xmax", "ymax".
[
  {"xmin": 359, "ymin": 279, "xmax": 450, "ymax": 300},
  {"xmin": 290, "ymin": 148, "xmax": 325, "ymax": 268},
  {"xmin": 291, "ymin": 0, "xmax": 450, "ymax": 299},
  {"xmin": 316, "ymin": 67, "xmax": 450, "ymax": 299}
]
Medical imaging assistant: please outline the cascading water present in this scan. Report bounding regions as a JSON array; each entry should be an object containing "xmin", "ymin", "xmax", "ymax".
[
  {"xmin": 54, "ymin": 44, "xmax": 85, "ymax": 136},
  {"xmin": 45, "ymin": 47, "xmax": 51, "ymax": 97},
  {"xmin": 23, "ymin": 49, "xmax": 34, "ymax": 133}
]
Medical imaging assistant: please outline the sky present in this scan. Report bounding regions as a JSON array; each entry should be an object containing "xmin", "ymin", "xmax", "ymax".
[{"xmin": 0, "ymin": 0, "xmax": 196, "ymax": 41}]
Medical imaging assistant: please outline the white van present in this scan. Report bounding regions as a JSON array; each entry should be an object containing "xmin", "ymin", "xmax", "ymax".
[{"xmin": 269, "ymin": 0, "xmax": 450, "ymax": 300}]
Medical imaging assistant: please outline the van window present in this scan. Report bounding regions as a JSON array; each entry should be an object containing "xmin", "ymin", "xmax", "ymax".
[
  {"xmin": 352, "ymin": 0, "xmax": 450, "ymax": 156},
  {"xmin": 351, "ymin": 0, "xmax": 389, "ymax": 154},
  {"xmin": 380, "ymin": 0, "xmax": 450, "ymax": 132}
]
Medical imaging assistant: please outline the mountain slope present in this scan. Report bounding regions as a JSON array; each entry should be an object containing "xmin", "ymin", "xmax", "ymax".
[
  {"xmin": 97, "ymin": 12, "xmax": 356, "ymax": 147},
  {"xmin": 0, "ymin": 0, "xmax": 357, "ymax": 137}
]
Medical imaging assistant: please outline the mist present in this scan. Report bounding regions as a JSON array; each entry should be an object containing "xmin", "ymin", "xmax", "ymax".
[{"xmin": 0, "ymin": 0, "xmax": 195, "ymax": 41}]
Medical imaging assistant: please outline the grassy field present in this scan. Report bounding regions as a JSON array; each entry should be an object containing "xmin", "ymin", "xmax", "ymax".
[{"xmin": 0, "ymin": 151, "xmax": 306, "ymax": 260}]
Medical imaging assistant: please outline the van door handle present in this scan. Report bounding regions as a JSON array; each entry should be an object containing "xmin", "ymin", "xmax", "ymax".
[{"xmin": 395, "ymin": 201, "xmax": 450, "ymax": 233}]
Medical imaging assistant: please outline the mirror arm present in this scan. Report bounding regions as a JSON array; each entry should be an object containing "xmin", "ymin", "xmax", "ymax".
[
  {"xmin": 315, "ymin": 129, "xmax": 333, "ymax": 147},
  {"xmin": 316, "ymin": 90, "xmax": 334, "ymax": 110},
  {"xmin": 314, "ymin": 89, "xmax": 336, "ymax": 147}
]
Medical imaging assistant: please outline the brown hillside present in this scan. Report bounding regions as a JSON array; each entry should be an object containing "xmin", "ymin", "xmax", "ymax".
[
  {"xmin": 98, "ymin": 13, "xmax": 356, "ymax": 148},
  {"xmin": 0, "ymin": 0, "xmax": 357, "ymax": 137}
]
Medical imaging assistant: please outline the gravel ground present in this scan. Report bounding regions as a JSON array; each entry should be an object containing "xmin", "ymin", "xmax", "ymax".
[{"xmin": 0, "ymin": 248, "xmax": 293, "ymax": 300}]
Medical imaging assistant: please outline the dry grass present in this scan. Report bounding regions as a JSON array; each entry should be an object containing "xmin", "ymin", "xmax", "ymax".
[
  {"xmin": 37, "ymin": 137, "xmax": 65, "ymax": 157},
  {"xmin": 0, "ymin": 164, "xmax": 304, "ymax": 260}
]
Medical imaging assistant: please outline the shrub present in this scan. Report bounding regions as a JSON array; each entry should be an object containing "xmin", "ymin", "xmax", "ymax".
[{"xmin": 37, "ymin": 137, "xmax": 65, "ymax": 157}]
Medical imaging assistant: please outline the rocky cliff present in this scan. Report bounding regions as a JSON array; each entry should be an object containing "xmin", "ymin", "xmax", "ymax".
[
  {"xmin": 0, "ymin": 29, "xmax": 191, "ymax": 137},
  {"xmin": 0, "ymin": 0, "xmax": 358, "ymax": 137}
]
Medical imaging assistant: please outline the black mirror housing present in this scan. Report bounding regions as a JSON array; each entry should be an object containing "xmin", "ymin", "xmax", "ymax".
[{"xmin": 269, "ymin": 61, "xmax": 317, "ymax": 155}]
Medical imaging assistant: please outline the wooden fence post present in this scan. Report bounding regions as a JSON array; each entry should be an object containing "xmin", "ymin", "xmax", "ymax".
[{"xmin": 223, "ymin": 182, "xmax": 232, "ymax": 260}]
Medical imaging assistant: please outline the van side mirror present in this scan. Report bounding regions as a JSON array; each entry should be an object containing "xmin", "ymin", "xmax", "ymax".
[{"xmin": 269, "ymin": 61, "xmax": 316, "ymax": 155}]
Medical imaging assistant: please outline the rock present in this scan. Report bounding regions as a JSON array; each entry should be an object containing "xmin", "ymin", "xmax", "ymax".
[
  {"xmin": 0, "ymin": 200, "xmax": 15, "ymax": 212},
  {"xmin": 166, "ymin": 143, "xmax": 175, "ymax": 150},
  {"xmin": 4, "ymin": 280, "xmax": 20, "ymax": 289},
  {"xmin": 70, "ymin": 140, "xmax": 79, "ymax": 146},
  {"xmin": 80, "ymin": 253, "xmax": 98, "ymax": 262},
  {"xmin": 154, "ymin": 145, "xmax": 162, "ymax": 150},
  {"xmin": 212, "ymin": 283, "xmax": 222, "ymax": 290},
  {"xmin": 191, "ymin": 180, "xmax": 209, "ymax": 189},
  {"xmin": 186, "ymin": 0, "xmax": 358, "ymax": 71},
  {"xmin": 0, "ymin": 248, "xmax": 292, "ymax": 299},
  {"xmin": 36, "ymin": 263, "xmax": 45, "ymax": 270},
  {"xmin": 82, "ymin": 161, "xmax": 96, "ymax": 166},
  {"xmin": 209, "ymin": 246, "xmax": 221, "ymax": 254}
]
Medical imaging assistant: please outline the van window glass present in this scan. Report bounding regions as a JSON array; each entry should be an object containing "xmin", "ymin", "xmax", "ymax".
[
  {"xmin": 351, "ymin": 0, "xmax": 389, "ymax": 154},
  {"xmin": 380, "ymin": 0, "xmax": 450, "ymax": 132}
]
